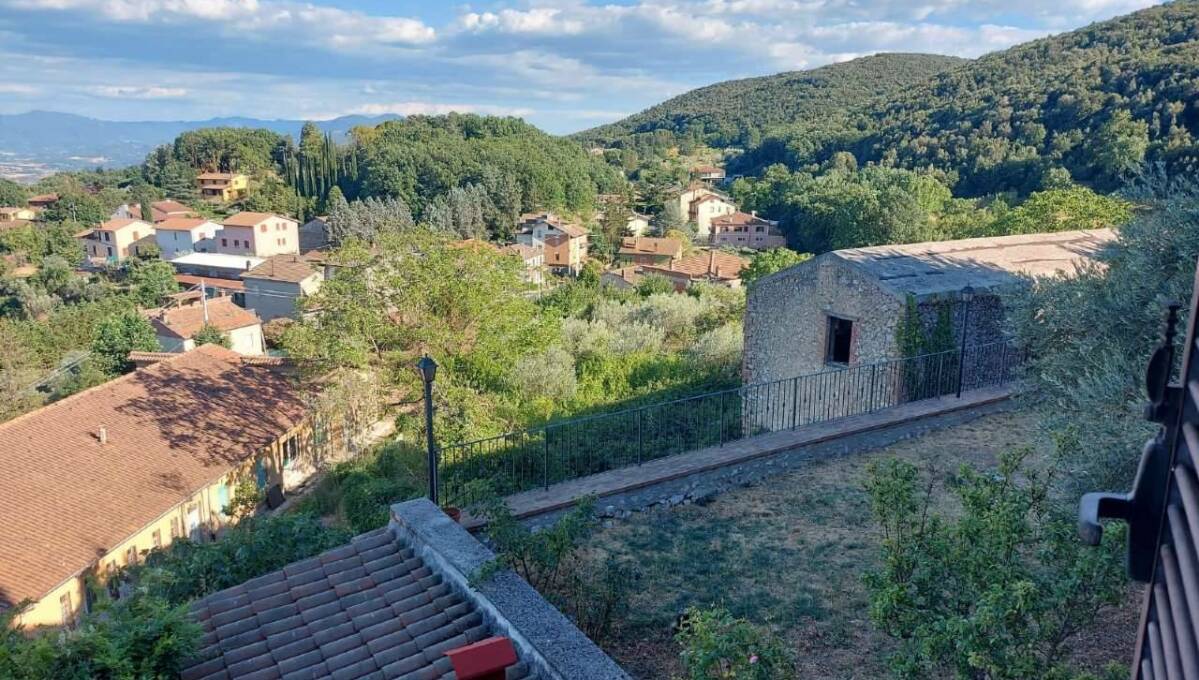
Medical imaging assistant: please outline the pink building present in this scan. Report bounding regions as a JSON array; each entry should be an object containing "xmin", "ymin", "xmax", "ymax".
[{"xmin": 709, "ymin": 212, "xmax": 787, "ymax": 250}]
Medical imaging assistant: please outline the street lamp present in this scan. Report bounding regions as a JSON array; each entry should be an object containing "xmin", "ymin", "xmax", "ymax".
[
  {"xmin": 417, "ymin": 354, "xmax": 439, "ymax": 504},
  {"xmin": 955, "ymin": 285, "xmax": 975, "ymax": 398}
]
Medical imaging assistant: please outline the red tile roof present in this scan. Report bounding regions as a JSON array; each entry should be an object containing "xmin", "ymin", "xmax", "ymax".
[
  {"xmin": 618, "ymin": 237, "xmax": 682, "ymax": 258},
  {"xmin": 241, "ymin": 254, "xmax": 319, "ymax": 283},
  {"xmin": 711, "ymin": 211, "xmax": 776, "ymax": 228},
  {"xmin": 183, "ymin": 527, "xmax": 539, "ymax": 680},
  {"xmin": 642, "ymin": 250, "xmax": 747, "ymax": 281},
  {"xmin": 174, "ymin": 275, "xmax": 246, "ymax": 292},
  {"xmin": 0, "ymin": 346, "xmax": 308, "ymax": 608},
  {"xmin": 97, "ymin": 218, "xmax": 151, "ymax": 232},
  {"xmin": 155, "ymin": 217, "xmax": 212, "ymax": 231},
  {"xmin": 147, "ymin": 297, "xmax": 262, "ymax": 339},
  {"xmin": 223, "ymin": 212, "xmax": 296, "ymax": 228}
]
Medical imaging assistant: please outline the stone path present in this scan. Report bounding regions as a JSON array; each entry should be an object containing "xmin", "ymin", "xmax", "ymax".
[{"xmin": 463, "ymin": 385, "xmax": 1013, "ymax": 528}]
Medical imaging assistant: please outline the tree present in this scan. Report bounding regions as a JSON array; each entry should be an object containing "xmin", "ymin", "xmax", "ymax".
[
  {"xmin": 1089, "ymin": 110, "xmax": 1150, "ymax": 186},
  {"xmin": 741, "ymin": 248, "xmax": 811, "ymax": 285},
  {"xmin": 1006, "ymin": 174, "xmax": 1199, "ymax": 495},
  {"xmin": 655, "ymin": 201, "xmax": 686, "ymax": 235},
  {"xmin": 969, "ymin": 186, "xmax": 1133, "ymax": 237},
  {"xmin": 326, "ymin": 196, "xmax": 415, "ymax": 244},
  {"xmin": 193, "ymin": 324, "xmax": 231, "ymax": 348},
  {"xmin": 92, "ymin": 311, "xmax": 158, "ymax": 374},
  {"xmin": 0, "ymin": 178, "xmax": 27, "ymax": 207},
  {"xmin": 127, "ymin": 259, "xmax": 179, "ymax": 307},
  {"xmin": 41, "ymin": 191, "xmax": 105, "ymax": 225},
  {"xmin": 224, "ymin": 476, "xmax": 262, "ymax": 518},
  {"xmin": 864, "ymin": 451, "xmax": 1126, "ymax": 679},
  {"xmin": 635, "ymin": 274, "xmax": 676, "ymax": 296}
]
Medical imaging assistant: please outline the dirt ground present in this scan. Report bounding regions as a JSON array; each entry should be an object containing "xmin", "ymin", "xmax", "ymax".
[{"xmin": 576, "ymin": 409, "xmax": 1140, "ymax": 679}]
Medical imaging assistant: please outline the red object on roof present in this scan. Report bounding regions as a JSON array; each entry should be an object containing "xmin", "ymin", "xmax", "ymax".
[{"xmin": 445, "ymin": 637, "xmax": 518, "ymax": 680}]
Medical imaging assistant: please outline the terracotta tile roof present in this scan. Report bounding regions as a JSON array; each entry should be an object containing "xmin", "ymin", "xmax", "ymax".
[
  {"xmin": 643, "ymin": 249, "xmax": 746, "ymax": 281},
  {"xmin": 618, "ymin": 237, "xmax": 682, "ymax": 258},
  {"xmin": 223, "ymin": 212, "xmax": 295, "ymax": 228},
  {"xmin": 27, "ymin": 193, "xmax": 58, "ymax": 204},
  {"xmin": 711, "ymin": 211, "xmax": 777, "ymax": 228},
  {"xmin": 504, "ymin": 244, "xmax": 542, "ymax": 261},
  {"xmin": 0, "ymin": 346, "xmax": 308, "ymax": 608},
  {"xmin": 183, "ymin": 527, "xmax": 539, "ymax": 680},
  {"xmin": 555, "ymin": 222, "xmax": 588, "ymax": 239},
  {"xmin": 151, "ymin": 199, "xmax": 194, "ymax": 216},
  {"xmin": 98, "ymin": 218, "xmax": 151, "ymax": 232},
  {"xmin": 196, "ymin": 172, "xmax": 242, "ymax": 181},
  {"xmin": 0, "ymin": 219, "xmax": 30, "ymax": 231},
  {"xmin": 147, "ymin": 297, "xmax": 262, "ymax": 339},
  {"xmin": 241, "ymin": 254, "xmax": 319, "ymax": 283},
  {"xmin": 174, "ymin": 275, "xmax": 246, "ymax": 292},
  {"xmin": 692, "ymin": 194, "xmax": 733, "ymax": 206},
  {"xmin": 155, "ymin": 217, "xmax": 212, "ymax": 231},
  {"xmin": 602, "ymin": 266, "xmax": 643, "ymax": 286},
  {"xmin": 693, "ymin": 165, "xmax": 724, "ymax": 174}
]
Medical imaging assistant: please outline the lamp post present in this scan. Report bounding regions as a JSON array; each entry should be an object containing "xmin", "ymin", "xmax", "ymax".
[
  {"xmin": 417, "ymin": 354, "xmax": 439, "ymax": 505},
  {"xmin": 956, "ymin": 285, "xmax": 975, "ymax": 398}
]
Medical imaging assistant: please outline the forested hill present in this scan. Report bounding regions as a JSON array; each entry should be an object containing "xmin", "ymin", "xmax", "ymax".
[
  {"xmin": 737, "ymin": 2, "xmax": 1199, "ymax": 196},
  {"xmin": 572, "ymin": 53, "xmax": 965, "ymax": 149}
]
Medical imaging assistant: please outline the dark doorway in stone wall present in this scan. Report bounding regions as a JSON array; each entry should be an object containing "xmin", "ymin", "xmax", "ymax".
[{"xmin": 826, "ymin": 315, "xmax": 853, "ymax": 365}]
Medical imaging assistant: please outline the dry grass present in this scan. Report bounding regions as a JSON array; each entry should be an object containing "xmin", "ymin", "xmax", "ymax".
[{"xmin": 577, "ymin": 409, "xmax": 1139, "ymax": 679}]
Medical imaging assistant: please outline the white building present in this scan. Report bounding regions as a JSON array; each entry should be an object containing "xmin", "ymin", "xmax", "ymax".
[
  {"xmin": 147, "ymin": 297, "xmax": 265, "ymax": 356},
  {"xmin": 241, "ymin": 254, "xmax": 324, "ymax": 321},
  {"xmin": 154, "ymin": 218, "xmax": 223, "ymax": 259}
]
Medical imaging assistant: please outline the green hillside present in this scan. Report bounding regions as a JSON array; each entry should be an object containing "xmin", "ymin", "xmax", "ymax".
[
  {"xmin": 740, "ymin": 1, "xmax": 1199, "ymax": 194},
  {"xmin": 572, "ymin": 53, "xmax": 966, "ymax": 149}
]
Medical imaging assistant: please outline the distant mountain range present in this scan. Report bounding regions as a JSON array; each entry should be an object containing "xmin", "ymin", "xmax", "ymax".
[{"xmin": 0, "ymin": 111, "xmax": 403, "ymax": 182}]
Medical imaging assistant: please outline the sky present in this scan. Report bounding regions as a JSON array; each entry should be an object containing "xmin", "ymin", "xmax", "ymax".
[{"xmin": 0, "ymin": 0, "xmax": 1166, "ymax": 134}]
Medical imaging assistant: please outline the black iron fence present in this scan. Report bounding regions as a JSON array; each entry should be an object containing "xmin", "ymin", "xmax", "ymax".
[{"xmin": 438, "ymin": 341, "xmax": 1020, "ymax": 506}]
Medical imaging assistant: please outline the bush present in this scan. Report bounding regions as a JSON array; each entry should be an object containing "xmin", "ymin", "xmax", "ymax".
[
  {"xmin": 675, "ymin": 605, "xmax": 795, "ymax": 680},
  {"xmin": 341, "ymin": 473, "xmax": 409, "ymax": 533}
]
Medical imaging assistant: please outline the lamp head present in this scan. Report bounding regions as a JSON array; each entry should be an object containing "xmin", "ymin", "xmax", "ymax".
[{"xmin": 417, "ymin": 354, "xmax": 438, "ymax": 383}]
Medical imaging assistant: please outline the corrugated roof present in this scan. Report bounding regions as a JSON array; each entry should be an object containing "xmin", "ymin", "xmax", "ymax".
[
  {"xmin": 0, "ymin": 346, "xmax": 308, "ymax": 607},
  {"xmin": 831, "ymin": 228, "xmax": 1116, "ymax": 298},
  {"xmin": 183, "ymin": 526, "xmax": 540, "ymax": 680}
]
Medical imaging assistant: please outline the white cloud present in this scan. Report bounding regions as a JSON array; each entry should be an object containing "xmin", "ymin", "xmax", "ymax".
[
  {"xmin": 338, "ymin": 101, "xmax": 535, "ymax": 118},
  {"xmin": 86, "ymin": 85, "xmax": 188, "ymax": 98}
]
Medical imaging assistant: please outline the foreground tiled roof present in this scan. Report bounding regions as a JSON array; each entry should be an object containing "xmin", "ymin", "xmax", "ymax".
[
  {"xmin": 184, "ymin": 526, "xmax": 539, "ymax": 680},
  {"xmin": 0, "ymin": 346, "xmax": 308, "ymax": 608},
  {"xmin": 148, "ymin": 297, "xmax": 262, "ymax": 339},
  {"xmin": 242, "ymin": 254, "xmax": 319, "ymax": 283}
]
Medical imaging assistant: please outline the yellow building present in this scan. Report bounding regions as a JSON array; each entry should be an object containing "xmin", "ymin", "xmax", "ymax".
[
  {"xmin": 76, "ymin": 218, "xmax": 154, "ymax": 263},
  {"xmin": 196, "ymin": 172, "xmax": 249, "ymax": 202},
  {"xmin": 0, "ymin": 345, "xmax": 348, "ymax": 628}
]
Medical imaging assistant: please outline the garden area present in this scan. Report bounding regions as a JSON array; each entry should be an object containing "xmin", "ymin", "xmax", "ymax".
[{"xmin": 555, "ymin": 409, "xmax": 1140, "ymax": 679}]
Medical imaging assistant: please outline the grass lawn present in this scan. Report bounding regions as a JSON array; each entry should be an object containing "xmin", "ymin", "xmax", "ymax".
[{"xmin": 575, "ymin": 408, "xmax": 1140, "ymax": 679}]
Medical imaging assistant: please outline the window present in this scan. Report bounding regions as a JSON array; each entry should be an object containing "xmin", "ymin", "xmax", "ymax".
[
  {"xmin": 60, "ymin": 593, "xmax": 73, "ymax": 626},
  {"xmin": 221, "ymin": 238, "xmax": 228, "ymax": 247},
  {"xmin": 825, "ymin": 316, "xmax": 854, "ymax": 365},
  {"xmin": 151, "ymin": 529, "xmax": 162, "ymax": 549},
  {"xmin": 106, "ymin": 246, "xmax": 113, "ymax": 257},
  {"xmin": 260, "ymin": 224, "xmax": 268, "ymax": 233},
  {"xmin": 125, "ymin": 545, "xmax": 138, "ymax": 566},
  {"xmin": 169, "ymin": 517, "xmax": 180, "ymax": 539},
  {"xmin": 132, "ymin": 231, "xmax": 139, "ymax": 240},
  {"xmin": 283, "ymin": 436, "xmax": 298, "ymax": 469}
]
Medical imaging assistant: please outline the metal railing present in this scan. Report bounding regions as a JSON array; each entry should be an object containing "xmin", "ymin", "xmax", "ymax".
[{"xmin": 438, "ymin": 341, "xmax": 1020, "ymax": 506}]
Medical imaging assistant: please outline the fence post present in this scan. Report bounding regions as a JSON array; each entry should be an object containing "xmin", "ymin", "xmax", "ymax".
[
  {"xmin": 868, "ymin": 363, "xmax": 877, "ymax": 412},
  {"xmin": 718, "ymin": 393, "xmax": 725, "ymax": 446},
  {"xmin": 637, "ymin": 408, "xmax": 644, "ymax": 463},
  {"xmin": 543, "ymin": 428, "xmax": 550, "ymax": 490},
  {"xmin": 790, "ymin": 377, "xmax": 799, "ymax": 430}
]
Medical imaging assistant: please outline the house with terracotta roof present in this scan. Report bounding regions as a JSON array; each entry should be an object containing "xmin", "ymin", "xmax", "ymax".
[
  {"xmin": 641, "ymin": 249, "xmax": 747, "ymax": 291},
  {"xmin": 26, "ymin": 193, "xmax": 58, "ymax": 209},
  {"xmin": 515, "ymin": 212, "xmax": 589, "ymax": 275},
  {"xmin": 0, "ymin": 206, "xmax": 35, "ymax": 221},
  {"xmin": 154, "ymin": 217, "xmax": 223, "ymax": 259},
  {"xmin": 504, "ymin": 243, "xmax": 546, "ymax": 285},
  {"xmin": 617, "ymin": 236, "xmax": 683, "ymax": 267},
  {"xmin": 0, "ymin": 346, "xmax": 322, "ymax": 628},
  {"xmin": 241, "ymin": 253, "xmax": 323, "ymax": 321},
  {"xmin": 600, "ymin": 265, "xmax": 643, "ymax": 291},
  {"xmin": 147, "ymin": 297, "xmax": 265, "ymax": 356},
  {"xmin": 76, "ymin": 218, "xmax": 155, "ymax": 262},
  {"xmin": 218, "ymin": 212, "xmax": 300, "ymax": 258},
  {"xmin": 709, "ymin": 211, "xmax": 787, "ymax": 250},
  {"xmin": 692, "ymin": 165, "xmax": 726, "ymax": 183},
  {"xmin": 150, "ymin": 199, "xmax": 197, "ymax": 223},
  {"xmin": 688, "ymin": 193, "xmax": 737, "ymax": 240},
  {"xmin": 196, "ymin": 172, "xmax": 248, "ymax": 202},
  {"xmin": 182, "ymin": 499, "xmax": 631, "ymax": 680}
]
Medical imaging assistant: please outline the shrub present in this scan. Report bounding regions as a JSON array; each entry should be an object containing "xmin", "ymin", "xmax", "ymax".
[
  {"xmin": 341, "ymin": 473, "xmax": 409, "ymax": 533},
  {"xmin": 192, "ymin": 323, "xmax": 231, "ymax": 348},
  {"xmin": 688, "ymin": 323, "xmax": 743, "ymax": 375},
  {"xmin": 675, "ymin": 605, "xmax": 795, "ymax": 680}
]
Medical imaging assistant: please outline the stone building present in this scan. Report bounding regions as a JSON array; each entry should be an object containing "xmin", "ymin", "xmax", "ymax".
[{"xmin": 743, "ymin": 229, "xmax": 1116, "ymax": 388}]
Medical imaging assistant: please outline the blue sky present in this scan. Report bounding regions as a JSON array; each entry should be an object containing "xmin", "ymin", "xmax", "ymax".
[{"xmin": 0, "ymin": 0, "xmax": 1164, "ymax": 134}]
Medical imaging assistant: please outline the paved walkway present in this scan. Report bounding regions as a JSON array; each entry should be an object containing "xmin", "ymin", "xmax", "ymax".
[{"xmin": 463, "ymin": 385, "xmax": 1013, "ymax": 528}]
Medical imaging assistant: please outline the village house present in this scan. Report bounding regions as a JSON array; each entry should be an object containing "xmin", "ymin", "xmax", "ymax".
[
  {"xmin": 218, "ymin": 211, "xmax": 300, "ymax": 257},
  {"xmin": 742, "ymin": 229, "xmax": 1117, "ymax": 386},
  {"xmin": 617, "ymin": 236, "xmax": 683, "ymax": 267},
  {"xmin": 641, "ymin": 249, "xmax": 747, "ymax": 291},
  {"xmin": 147, "ymin": 297, "xmax": 265, "ymax": 356},
  {"xmin": 196, "ymin": 172, "xmax": 249, "ymax": 202},
  {"xmin": 241, "ymin": 253, "xmax": 323, "ymax": 321},
  {"xmin": 153, "ymin": 217, "xmax": 223, "ymax": 259},
  {"xmin": 0, "ymin": 206, "xmax": 35, "ymax": 221},
  {"xmin": 709, "ymin": 211, "xmax": 787, "ymax": 250},
  {"xmin": 626, "ymin": 211, "xmax": 651, "ymax": 237},
  {"xmin": 601, "ymin": 265, "xmax": 643, "ymax": 291},
  {"xmin": 114, "ymin": 199, "xmax": 198, "ymax": 224},
  {"xmin": 692, "ymin": 165, "xmax": 726, "ymax": 184},
  {"xmin": 504, "ymin": 243, "xmax": 546, "ymax": 285},
  {"xmin": 26, "ymin": 193, "xmax": 58, "ymax": 209},
  {"xmin": 299, "ymin": 215, "xmax": 331, "ymax": 252},
  {"xmin": 515, "ymin": 212, "xmax": 589, "ymax": 275},
  {"xmin": 76, "ymin": 218, "xmax": 155, "ymax": 262},
  {"xmin": 0, "ymin": 346, "xmax": 341, "ymax": 628}
]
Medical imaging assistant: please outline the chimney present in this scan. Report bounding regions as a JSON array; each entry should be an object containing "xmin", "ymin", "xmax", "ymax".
[
  {"xmin": 245, "ymin": 259, "xmax": 252, "ymax": 271},
  {"xmin": 445, "ymin": 637, "xmax": 517, "ymax": 680},
  {"xmin": 751, "ymin": 210, "xmax": 757, "ymax": 218},
  {"xmin": 708, "ymin": 249, "xmax": 716, "ymax": 274},
  {"xmin": 98, "ymin": 426, "xmax": 108, "ymax": 445}
]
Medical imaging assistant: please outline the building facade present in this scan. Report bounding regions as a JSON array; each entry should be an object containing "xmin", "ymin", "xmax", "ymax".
[
  {"xmin": 154, "ymin": 218, "xmax": 223, "ymax": 259},
  {"xmin": 514, "ymin": 213, "xmax": 589, "ymax": 275},
  {"xmin": 196, "ymin": 173, "xmax": 249, "ymax": 202},
  {"xmin": 77, "ymin": 218, "xmax": 154, "ymax": 263},
  {"xmin": 710, "ymin": 212, "xmax": 787, "ymax": 250},
  {"xmin": 148, "ymin": 297, "xmax": 265, "ymax": 356},
  {"xmin": 616, "ymin": 236, "xmax": 682, "ymax": 266},
  {"xmin": 240, "ymin": 254, "xmax": 323, "ymax": 321},
  {"xmin": 218, "ymin": 212, "xmax": 300, "ymax": 257}
]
